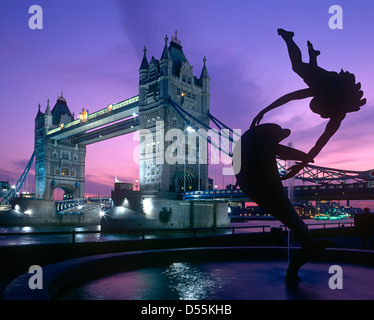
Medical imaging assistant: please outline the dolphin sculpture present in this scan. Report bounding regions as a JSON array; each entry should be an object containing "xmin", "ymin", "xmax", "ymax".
[{"xmin": 232, "ymin": 123, "xmax": 332, "ymax": 284}]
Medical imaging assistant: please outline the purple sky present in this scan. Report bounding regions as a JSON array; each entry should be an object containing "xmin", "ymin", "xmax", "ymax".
[{"xmin": 1, "ymin": 0, "xmax": 374, "ymax": 207}]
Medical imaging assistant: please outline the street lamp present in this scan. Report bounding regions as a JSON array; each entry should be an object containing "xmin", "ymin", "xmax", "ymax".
[
  {"xmin": 183, "ymin": 165, "xmax": 186, "ymax": 192},
  {"xmin": 198, "ymin": 153, "xmax": 200, "ymax": 191},
  {"xmin": 183, "ymin": 142, "xmax": 186, "ymax": 192}
]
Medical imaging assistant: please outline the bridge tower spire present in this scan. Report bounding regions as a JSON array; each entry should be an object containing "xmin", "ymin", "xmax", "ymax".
[
  {"xmin": 44, "ymin": 98, "xmax": 52, "ymax": 128},
  {"xmin": 139, "ymin": 46, "xmax": 149, "ymax": 86},
  {"xmin": 200, "ymin": 56, "xmax": 210, "ymax": 119}
]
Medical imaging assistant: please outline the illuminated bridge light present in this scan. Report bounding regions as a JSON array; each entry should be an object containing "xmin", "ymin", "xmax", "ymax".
[{"xmin": 143, "ymin": 198, "xmax": 153, "ymax": 215}]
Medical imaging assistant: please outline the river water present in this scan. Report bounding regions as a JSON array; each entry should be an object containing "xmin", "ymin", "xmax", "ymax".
[{"xmin": 0, "ymin": 219, "xmax": 353, "ymax": 246}]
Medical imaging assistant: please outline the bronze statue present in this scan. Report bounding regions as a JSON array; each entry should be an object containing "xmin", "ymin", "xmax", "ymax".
[
  {"xmin": 252, "ymin": 29, "xmax": 366, "ymax": 179},
  {"xmin": 233, "ymin": 123, "xmax": 334, "ymax": 284},
  {"xmin": 234, "ymin": 29, "xmax": 366, "ymax": 284}
]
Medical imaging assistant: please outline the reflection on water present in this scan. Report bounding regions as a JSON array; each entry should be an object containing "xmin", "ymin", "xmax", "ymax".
[
  {"xmin": 162, "ymin": 262, "xmax": 223, "ymax": 300},
  {"xmin": 60, "ymin": 262, "xmax": 227, "ymax": 300},
  {"xmin": 59, "ymin": 261, "xmax": 374, "ymax": 300},
  {"xmin": 21, "ymin": 226, "xmax": 33, "ymax": 232}
]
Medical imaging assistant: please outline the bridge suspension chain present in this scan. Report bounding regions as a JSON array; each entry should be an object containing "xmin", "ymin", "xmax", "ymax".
[
  {"xmin": 168, "ymin": 98, "xmax": 374, "ymax": 185},
  {"xmin": 169, "ymin": 98, "xmax": 238, "ymax": 158},
  {"xmin": 0, "ymin": 151, "xmax": 35, "ymax": 205}
]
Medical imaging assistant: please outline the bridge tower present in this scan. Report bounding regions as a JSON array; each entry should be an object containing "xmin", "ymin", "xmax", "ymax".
[
  {"xmin": 138, "ymin": 32, "xmax": 210, "ymax": 193},
  {"xmin": 34, "ymin": 94, "xmax": 86, "ymax": 200}
]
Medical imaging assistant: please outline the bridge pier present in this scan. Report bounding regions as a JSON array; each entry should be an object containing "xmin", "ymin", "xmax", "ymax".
[{"xmin": 102, "ymin": 191, "xmax": 229, "ymax": 232}]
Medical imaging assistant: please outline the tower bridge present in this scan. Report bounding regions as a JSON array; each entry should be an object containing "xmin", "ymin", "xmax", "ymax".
[
  {"xmin": 2, "ymin": 32, "xmax": 374, "ymax": 209},
  {"xmin": 30, "ymin": 33, "xmax": 211, "ymax": 201}
]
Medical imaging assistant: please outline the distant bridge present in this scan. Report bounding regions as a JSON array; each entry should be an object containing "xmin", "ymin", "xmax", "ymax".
[
  {"xmin": 182, "ymin": 181, "xmax": 374, "ymax": 202},
  {"xmin": 293, "ymin": 181, "xmax": 374, "ymax": 201}
]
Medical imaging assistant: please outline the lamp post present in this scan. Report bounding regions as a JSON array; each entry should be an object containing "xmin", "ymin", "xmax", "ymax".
[
  {"xmin": 198, "ymin": 155, "xmax": 201, "ymax": 191},
  {"xmin": 183, "ymin": 158, "xmax": 186, "ymax": 192}
]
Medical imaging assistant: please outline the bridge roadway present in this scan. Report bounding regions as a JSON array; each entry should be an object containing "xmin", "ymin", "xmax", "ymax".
[
  {"xmin": 56, "ymin": 196, "xmax": 111, "ymax": 213},
  {"xmin": 46, "ymin": 96, "xmax": 139, "ymax": 144}
]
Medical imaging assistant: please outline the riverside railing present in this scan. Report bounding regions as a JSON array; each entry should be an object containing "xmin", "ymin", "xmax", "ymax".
[{"xmin": 281, "ymin": 221, "xmax": 354, "ymax": 230}]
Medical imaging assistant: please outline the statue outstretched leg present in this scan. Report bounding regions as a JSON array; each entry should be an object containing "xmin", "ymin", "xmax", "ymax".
[{"xmin": 307, "ymin": 41, "xmax": 320, "ymax": 66}]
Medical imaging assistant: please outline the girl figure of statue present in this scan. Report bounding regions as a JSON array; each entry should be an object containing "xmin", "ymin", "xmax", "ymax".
[{"xmin": 251, "ymin": 29, "xmax": 366, "ymax": 179}]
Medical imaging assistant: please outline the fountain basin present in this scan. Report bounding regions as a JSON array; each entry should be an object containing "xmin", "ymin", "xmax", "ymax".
[{"xmin": 3, "ymin": 247, "xmax": 374, "ymax": 300}]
